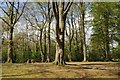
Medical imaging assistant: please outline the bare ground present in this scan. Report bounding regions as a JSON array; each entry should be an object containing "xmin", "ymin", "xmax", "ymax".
[{"xmin": 2, "ymin": 62, "xmax": 120, "ymax": 78}]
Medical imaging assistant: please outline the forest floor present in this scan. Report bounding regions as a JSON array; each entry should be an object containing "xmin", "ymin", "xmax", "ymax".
[{"xmin": 2, "ymin": 62, "xmax": 120, "ymax": 78}]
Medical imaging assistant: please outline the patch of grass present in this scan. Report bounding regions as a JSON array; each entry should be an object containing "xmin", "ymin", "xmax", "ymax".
[{"xmin": 2, "ymin": 62, "xmax": 119, "ymax": 78}]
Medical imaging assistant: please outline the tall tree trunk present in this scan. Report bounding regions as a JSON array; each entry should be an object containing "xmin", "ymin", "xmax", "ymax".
[
  {"xmin": 7, "ymin": 27, "xmax": 14, "ymax": 63},
  {"xmin": 44, "ymin": 27, "xmax": 47, "ymax": 61},
  {"xmin": 25, "ymin": 24, "xmax": 29, "ymax": 62},
  {"xmin": 59, "ymin": 6, "xmax": 66, "ymax": 65},
  {"xmin": 0, "ymin": 20, "xmax": 2, "ymax": 63},
  {"xmin": 52, "ymin": 2, "xmax": 72, "ymax": 65},
  {"xmin": 82, "ymin": 23, "xmax": 87, "ymax": 62},
  {"xmin": 7, "ymin": 2, "xmax": 14, "ymax": 63},
  {"xmin": 79, "ymin": 24, "xmax": 84, "ymax": 61},
  {"xmin": 54, "ymin": 18, "xmax": 60, "ymax": 64},
  {"xmin": 54, "ymin": 2, "xmax": 66, "ymax": 65},
  {"xmin": 39, "ymin": 29, "xmax": 44, "ymax": 62},
  {"xmin": 68, "ymin": 40, "xmax": 72, "ymax": 62},
  {"xmin": 104, "ymin": 17, "xmax": 110, "ymax": 61},
  {"xmin": 80, "ymin": 2, "xmax": 87, "ymax": 62},
  {"xmin": 78, "ymin": 16, "xmax": 84, "ymax": 61},
  {"xmin": 47, "ymin": 22, "xmax": 51, "ymax": 62},
  {"xmin": 46, "ymin": 2, "xmax": 51, "ymax": 62},
  {"xmin": 105, "ymin": 28, "xmax": 110, "ymax": 61}
]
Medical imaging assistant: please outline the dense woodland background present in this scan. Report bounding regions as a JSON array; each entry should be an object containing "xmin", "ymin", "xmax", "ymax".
[{"xmin": 0, "ymin": 2, "xmax": 120, "ymax": 64}]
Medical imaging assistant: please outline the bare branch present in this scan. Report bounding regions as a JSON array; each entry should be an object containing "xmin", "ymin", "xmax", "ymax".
[
  {"xmin": 52, "ymin": 2, "xmax": 58, "ymax": 20},
  {"xmin": 13, "ymin": 2, "xmax": 27, "ymax": 26},
  {"xmin": 0, "ymin": 17, "xmax": 10, "ymax": 26},
  {"xmin": 38, "ymin": 3, "xmax": 47, "ymax": 19},
  {"xmin": 55, "ymin": 2, "xmax": 59, "ymax": 13},
  {"xmin": 0, "ymin": 6, "xmax": 10, "ymax": 17},
  {"xmin": 9, "ymin": 2, "xmax": 19, "ymax": 14},
  {"xmin": 14, "ymin": 2, "xmax": 20, "ymax": 24},
  {"xmin": 24, "ymin": 16, "xmax": 37, "ymax": 28},
  {"xmin": 13, "ymin": 2, "xmax": 27, "ymax": 25},
  {"xmin": 6, "ymin": 2, "xmax": 9, "ymax": 8},
  {"xmin": 63, "ymin": 2, "xmax": 73, "ymax": 15}
]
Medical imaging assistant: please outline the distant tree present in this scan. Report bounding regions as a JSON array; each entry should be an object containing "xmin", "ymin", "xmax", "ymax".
[
  {"xmin": 79, "ymin": 2, "xmax": 87, "ymax": 62},
  {"xmin": 66, "ymin": 11, "xmax": 75, "ymax": 62},
  {"xmin": 46, "ymin": 2, "xmax": 53, "ymax": 62},
  {"xmin": 24, "ymin": 2, "xmax": 53, "ymax": 62},
  {"xmin": 90, "ymin": 2, "xmax": 120, "ymax": 61}
]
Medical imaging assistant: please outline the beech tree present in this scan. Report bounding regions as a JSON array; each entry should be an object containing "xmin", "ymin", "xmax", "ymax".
[
  {"xmin": 46, "ymin": 2, "xmax": 53, "ymax": 62},
  {"xmin": 52, "ymin": 2, "xmax": 73, "ymax": 65},
  {"xmin": 79, "ymin": 2, "xmax": 87, "ymax": 62},
  {"xmin": 0, "ymin": 2, "xmax": 27, "ymax": 63},
  {"xmin": 91, "ymin": 3, "xmax": 113, "ymax": 61}
]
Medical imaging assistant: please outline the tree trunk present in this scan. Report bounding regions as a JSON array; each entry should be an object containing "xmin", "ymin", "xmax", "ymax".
[
  {"xmin": 52, "ymin": 2, "xmax": 72, "ymax": 65},
  {"xmin": 47, "ymin": 22, "xmax": 51, "ymax": 62},
  {"xmin": 44, "ymin": 27, "xmax": 47, "ymax": 62},
  {"xmin": 54, "ymin": 17, "xmax": 64, "ymax": 65},
  {"xmin": 46, "ymin": 2, "xmax": 51, "ymax": 62},
  {"xmin": 39, "ymin": 29, "xmax": 44, "ymax": 62},
  {"xmin": 105, "ymin": 29, "xmax": 110, "ymax": 61},
  {"xmin": 7, "ymin": 27, "xmax": 14, "ymax": 63},
  {"xmin": 79, "ymin": 25, "xmax": 84, "ymax": 61},
  {"xmin": 25, "ymin": 24, "xmax": 29, "ymax": 62},
  {"xmin": 0, "ymin": 21, "xmax": 3, "ymax": 63},
  {"xmin": 7, "ymin": 2, "xmax": 14, "ymax": 63},
  {"xmin": 2, "ymin": 2, "xmax": 26, "ymax": 63},
  {"xmin": 82, "ymin": 21, "xmax": 87, "ymax": 62},
  {"xmin": 68, "ymin": 40, "xmax": 72, "ymax": 62},
  {"xmin": 104, "ymin": 14, "xmax": 111, "ymax": 61},
  {"xmin": 80, "ymin": 2, "xmax": 87, "ymax": 62},
  {"xmin": 54, "ymin": 2, "xmax": 66, "ymax": 65}
]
